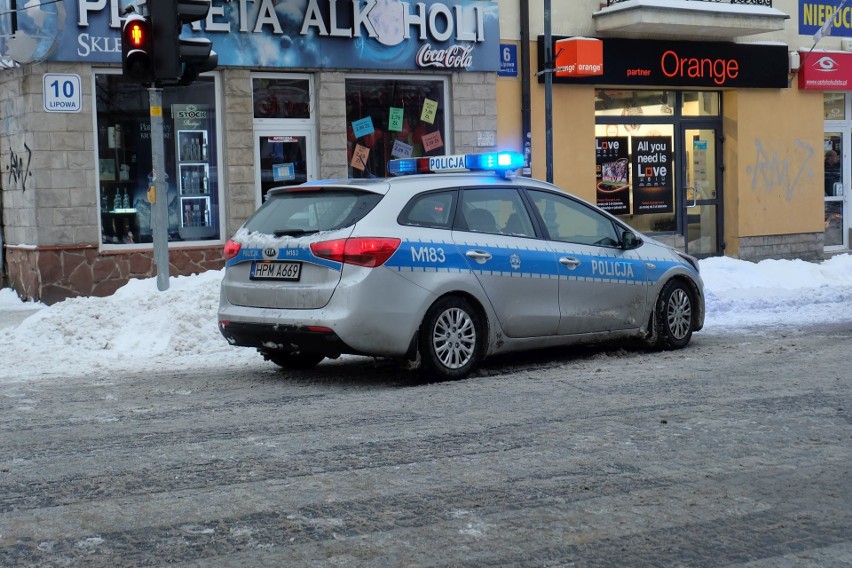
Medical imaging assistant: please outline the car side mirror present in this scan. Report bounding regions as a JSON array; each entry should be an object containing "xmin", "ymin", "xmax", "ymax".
[{"xmin": 621, "ymin": 230, "xmax": 641, "ymax": 249}]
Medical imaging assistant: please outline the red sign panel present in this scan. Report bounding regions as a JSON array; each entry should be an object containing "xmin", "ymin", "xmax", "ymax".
[
  {"xmin": 798, "ymin": 51, "xmax": 852, "ymax": 90},
  {"xmin": 555, "ymin": 38, "xmax": 604, "ymax": 77}
]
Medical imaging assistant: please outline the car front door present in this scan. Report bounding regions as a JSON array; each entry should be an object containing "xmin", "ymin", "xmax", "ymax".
[
  {"xmin": 526, "ymin": 189, "xmax": 649, "ymax": 335},
  {"xmin": 452, "ymin": 187, "xmax": 560, "ymax": 338}
]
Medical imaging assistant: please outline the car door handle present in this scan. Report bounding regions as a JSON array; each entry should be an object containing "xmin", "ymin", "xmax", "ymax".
[
  {"xmin": 466, "ymin": 249, "xmax": 493, "ymax": 264},
  {"xmin": 559, "ymin": 257, "xmax": 580, "ymax": 269}
]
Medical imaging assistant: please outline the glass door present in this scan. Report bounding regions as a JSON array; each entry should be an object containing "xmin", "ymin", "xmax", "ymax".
[
  {"xmin": 824, "ymin": 131, "xmax": 847, "ymax": 250},
  {"xmin": 681, "ymin": 125, "xmax": 722, "ymax": 257},
  {"xmin": 254, "ymin": 128, "xmax": 316, "ymax": 205}
]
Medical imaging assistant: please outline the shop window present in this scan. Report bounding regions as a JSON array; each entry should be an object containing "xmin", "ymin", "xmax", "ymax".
[
  {"xmin": 824, "ymin": 93, "xmax": 845, "ymax": 121},
  {"xmin": 95, "ymin": 73, "xmax": 219, "ymax": 246},
  {"xmin": 345, "ymin": 77, "xmax": 447, "ymax": 178},
  {"xmin": 595, "ymin": 90, "xmax": 675, "ymax": 118},
  {"xmin": 594, "ymin": 123, "xmax": 676, "ymax": 236},
  {"xmin": 681, "ymin": 92, "xmax": 720, "ymax": 117},
  {"xmin": 253, "ymin": 78, "xmax": 311, "ymax": 119}
]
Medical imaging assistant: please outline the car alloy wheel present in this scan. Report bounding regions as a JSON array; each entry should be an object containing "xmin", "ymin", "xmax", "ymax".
[{"xmin": 419, "ymin": 296, "xmax": 483, "ymax": 381}]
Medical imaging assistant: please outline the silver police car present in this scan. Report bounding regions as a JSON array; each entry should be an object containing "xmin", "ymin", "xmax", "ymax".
[{"xmin": 218, "ymin": 151, "xmax": 704, "ymax": 380}]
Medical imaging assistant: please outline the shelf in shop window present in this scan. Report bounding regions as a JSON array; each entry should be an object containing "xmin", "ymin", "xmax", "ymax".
[{"xmin": 107, "ymin": 208, "xmax": 137, "ymax": 214}]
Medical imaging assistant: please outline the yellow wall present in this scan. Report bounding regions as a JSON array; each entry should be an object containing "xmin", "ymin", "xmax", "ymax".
[{"xmin": 723, "ymin": 88, "xmax": 825, "ymax": 250}]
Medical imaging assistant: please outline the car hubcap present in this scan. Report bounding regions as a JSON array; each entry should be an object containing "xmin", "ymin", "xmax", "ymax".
[
  {"xmin": 667, "ymin": 289, "xmax": 692, "ymax": 340},
  {"xmin": 432, "ymin": 307, "xmax": 476, "ymax": 369}
]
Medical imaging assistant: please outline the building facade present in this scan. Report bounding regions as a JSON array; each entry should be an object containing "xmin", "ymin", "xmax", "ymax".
[
  {"xmin": 496, "ymin": 0, "xmax": 845, "ymax": 262},
  {"xmin": 0, "ymin": 0, "xmax": 500, "ymax": 303},
  {"xmin": 2, "ymin": 0, "xmax": 851, "ymax": 304}
]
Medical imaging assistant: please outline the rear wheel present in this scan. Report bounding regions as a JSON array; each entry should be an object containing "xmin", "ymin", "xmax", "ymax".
[
  {"xmin": 265, "ymin": 350, "xmax": 325, "ymax": 370},
  {"xmin": 653, "ymin": 279, "xmax": 694, "ymax": 350},
  {"xmin": 419, "ymin": 296, "xmax": 483, "ymax": 381}
]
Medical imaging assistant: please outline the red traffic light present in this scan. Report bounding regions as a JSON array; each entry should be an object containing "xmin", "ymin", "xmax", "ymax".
[
  {"xmin": 122, "ymin": 14, "xmax": 154, "ymax": 84},
  {"xmin": 127, "ymin": 21, "xmax": 147, "ymax": 48}
]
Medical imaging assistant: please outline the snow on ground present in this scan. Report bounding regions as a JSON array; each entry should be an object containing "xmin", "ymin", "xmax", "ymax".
[{"xmin": 2, "ymin": 255, "xmax": 852, "ymax": 384}]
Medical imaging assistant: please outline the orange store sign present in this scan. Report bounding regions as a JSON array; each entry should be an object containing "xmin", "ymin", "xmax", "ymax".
[{"xmin": 555, "ymin": 38, "xmax": 603, "ymax": 77}]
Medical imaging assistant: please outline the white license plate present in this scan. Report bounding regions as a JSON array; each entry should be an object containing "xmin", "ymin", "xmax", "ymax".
[{"xmin": 250, "ymin": 261, "xmax": 302, "ymax": 281}]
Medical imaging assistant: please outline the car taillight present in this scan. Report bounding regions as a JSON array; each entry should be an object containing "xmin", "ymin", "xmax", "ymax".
[
  {"xmin": 223, "ymin": 239, "xmax": 242, "ymax": 259},
  {"xmin": 310, "ymin": 237, "xmax": 401, "ymax": 267}
]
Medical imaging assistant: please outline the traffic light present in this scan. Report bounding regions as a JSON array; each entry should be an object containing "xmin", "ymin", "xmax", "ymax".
[
  {"xmin": 121, "ymin": 14, "xmax": 154, "ymax": 84},
  {"xmin": 151, "ymin": 0, "xmax": 218, "ymax": 85}
]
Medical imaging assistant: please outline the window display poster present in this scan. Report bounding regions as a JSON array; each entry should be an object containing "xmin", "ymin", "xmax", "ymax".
[
  {"xmin": 388, "ymin": 107, "xmax": 404, "ymax": 132},
  {"xmin": 595, "ymin": 136, "xmax": 629, "ymax": 215},
  {"xmin": 631, "ymin": 136, "xmax": 673, "ymax": 214},
  {"xmin": 351, "ymin": 144, "xmax": 370, "ymax": 171}
]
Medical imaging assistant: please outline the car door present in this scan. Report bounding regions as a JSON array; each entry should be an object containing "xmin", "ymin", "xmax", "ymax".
[
  {"xmin": 452, "ymin": 186, "xmax": 560, "ymax": 338},
  {"xmin": 526, "ymin": 189, "xmax": 649, "ymax": 335}
]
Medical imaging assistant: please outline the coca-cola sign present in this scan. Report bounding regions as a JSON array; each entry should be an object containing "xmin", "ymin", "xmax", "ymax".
[{"xmin": 416, "ymin": 44, "xmax": 474, "ymax": 69}]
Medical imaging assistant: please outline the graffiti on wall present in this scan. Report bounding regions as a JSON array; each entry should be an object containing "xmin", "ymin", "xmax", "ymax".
[
  {"xmin": 7, "ymin": 143, "xmax": 33, "ymax": 192},
  {"xmin": 745, "ymin": 138, "xmax": 815, "ymax": 202}
]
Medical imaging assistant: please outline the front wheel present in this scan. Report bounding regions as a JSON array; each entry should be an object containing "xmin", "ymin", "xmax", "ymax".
[
  {"xmin": 265, "ymin": 350, "xmax": 325, "ymax": 370},
  {"xmin": 419, "ymin": 296, "xmax": 483, "ymax": 381},
  {"xmin": 652, "ymin": 279, "xmax": 695, "ymax": 350}
]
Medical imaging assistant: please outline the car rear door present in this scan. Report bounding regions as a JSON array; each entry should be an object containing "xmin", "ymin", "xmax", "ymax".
[{"xmin": 451, "ymin": 186, "xmax": 560, "ymax": 338}]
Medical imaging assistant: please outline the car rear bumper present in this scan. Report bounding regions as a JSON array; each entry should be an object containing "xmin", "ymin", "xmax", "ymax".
[{"xmin": 218, "ymin": 320, "xmax": 356, "ymax": 357}]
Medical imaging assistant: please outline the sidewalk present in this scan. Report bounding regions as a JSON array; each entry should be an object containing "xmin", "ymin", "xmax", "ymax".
[{"xmin": 0, "ymin": 289, "xmax": 45, "ymax": 331}]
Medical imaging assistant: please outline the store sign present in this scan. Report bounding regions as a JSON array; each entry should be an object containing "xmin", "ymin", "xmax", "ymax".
[
  {"xmin": 18, "ymin": 0, "xmax": 499, "ymax": 72},
  {"xmin": 799, "ymin": 0, "xmax": 852, "ymax": 38},
  {"xmin": 539, "ymin": 37, "xmax": 789, "ymax": 89},
  {"xmin": 555, "ymin": 38, "xmax": 603, "ymax": 78},
  {"xmin": 798, "ymin": 50, "xmax": 852, "ymax": 90}
]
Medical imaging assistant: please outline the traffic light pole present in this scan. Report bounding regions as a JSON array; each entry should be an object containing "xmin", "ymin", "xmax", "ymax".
[{"xmin": 149, "ymin": 87, "xmax": 170, "ymax": 291}]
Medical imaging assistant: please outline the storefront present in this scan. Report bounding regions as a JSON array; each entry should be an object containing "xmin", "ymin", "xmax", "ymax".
[
  {"xmin": 0, "ymin": 0, "xmax": 501, "ymax": 303},
  {"xmin": 535, "ymin": 37, "xmax": 800, "ymax": 259}
]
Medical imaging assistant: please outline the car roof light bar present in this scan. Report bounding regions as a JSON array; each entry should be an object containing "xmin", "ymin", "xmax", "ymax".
[{"xmin": 388, "ymin": 151, "xmax": 525, "ymax": 177}]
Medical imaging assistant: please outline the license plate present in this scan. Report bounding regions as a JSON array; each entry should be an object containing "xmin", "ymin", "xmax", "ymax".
[{"xmin": 250, "ymin": 261, "xmax": 302, "ymax": 281}]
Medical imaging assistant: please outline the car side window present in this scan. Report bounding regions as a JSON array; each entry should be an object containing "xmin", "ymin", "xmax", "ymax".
[
  {"xmin": 399, "ymin": 191, "xmax": 456, "ymax": 229},
  {"xmin": 458, "ymin": 187, "xmax": 536, "ymax": 237},
  {"xmin": 528, "ymin": 189, "xmax": 620, "ymax": 247}
]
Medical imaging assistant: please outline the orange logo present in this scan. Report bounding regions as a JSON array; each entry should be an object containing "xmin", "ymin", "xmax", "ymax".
[{"xmin": 555, "ymin": 38, "xmax": 603, "ymax": 77}]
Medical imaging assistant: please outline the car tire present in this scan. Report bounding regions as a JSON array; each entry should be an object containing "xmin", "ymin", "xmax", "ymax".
[
  {"xmin": 653, "ymin": 279, "xmax": 695, "ymax": 350},
  {"xmin": 419, "ymin": 296, "xmax": 483, "ymax": 381},
  {"xmin": 266, "ymin": 351, "xmax": 325, "ymax": 370}
]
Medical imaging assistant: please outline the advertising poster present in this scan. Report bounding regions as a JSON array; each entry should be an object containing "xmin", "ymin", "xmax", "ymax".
[
  {"xmin": 632, "ymin": 136, "xmax": 673, "ymax": 214},
  {"xmin": 595, "ymin": 136, "xmax": 630, "ymax": 215}
]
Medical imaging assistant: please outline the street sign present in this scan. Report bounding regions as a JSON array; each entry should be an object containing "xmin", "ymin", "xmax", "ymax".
[
  {"xmin": 498, "ymin": 44, "xmax": 517, "ymax": 77},
  {"xmin": 43, "ymin": 73, "xmax": 82, "ymax": 113}
]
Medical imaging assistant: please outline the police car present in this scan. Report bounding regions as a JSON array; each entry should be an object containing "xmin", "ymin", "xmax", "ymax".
[{"xmin": 218, "ymin": 151, "xmax": 705, "ymax": 381}]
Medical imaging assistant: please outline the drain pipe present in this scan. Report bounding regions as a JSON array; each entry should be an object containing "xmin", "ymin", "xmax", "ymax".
[{"xmin": 520, "ymin": 0, "xmax": 532, "ymax": 177}]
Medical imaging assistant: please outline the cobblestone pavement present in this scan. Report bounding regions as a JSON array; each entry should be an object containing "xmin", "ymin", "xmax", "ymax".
[{"xmin": 1, "ymin": 324, "xmax": 850, "ymax": 567}]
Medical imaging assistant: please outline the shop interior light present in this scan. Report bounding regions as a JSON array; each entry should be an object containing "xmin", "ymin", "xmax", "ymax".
[{"xmin": 388, "ymin": 151, "xmax": 525, "ymax": 177}]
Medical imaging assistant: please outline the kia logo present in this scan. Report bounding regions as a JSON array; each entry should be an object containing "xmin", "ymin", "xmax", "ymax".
[{"xmin": 264, "ymin": 247, "xmax": 278, "ymax": 258}]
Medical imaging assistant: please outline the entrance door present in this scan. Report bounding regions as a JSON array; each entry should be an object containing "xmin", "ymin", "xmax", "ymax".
[
  {"xmin": 824, "ymin": 131, "xmax": 847, "ymax": 250},
  {"xmin": 254, "ymin": 128, "xmax": 316, "ymax": 205},
  {"xmin": 680, "ymin": 125, "xmax": 722, "ymax": 256}
]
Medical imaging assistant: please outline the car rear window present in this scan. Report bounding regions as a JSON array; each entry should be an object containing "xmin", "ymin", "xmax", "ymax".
[{"xmin": 243, "ymin": 189, "xmax": 383, "ymax": 236}]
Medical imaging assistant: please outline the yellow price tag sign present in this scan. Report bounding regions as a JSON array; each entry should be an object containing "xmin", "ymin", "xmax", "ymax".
[
  {"xmin": 150, "ymin": 106, "xmax": 162, "ymax": 117},
  {"xmin": 147, "ymin": 185, "xmax": 156, "ymax": 203}
]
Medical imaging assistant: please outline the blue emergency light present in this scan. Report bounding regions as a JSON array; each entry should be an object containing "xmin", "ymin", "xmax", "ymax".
[{"xmin": 388, "ymin": 151, "xmax": 525, "ymax": 177}]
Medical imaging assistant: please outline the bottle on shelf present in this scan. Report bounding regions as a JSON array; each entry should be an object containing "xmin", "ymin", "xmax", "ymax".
[
  {"xmin": 121, "ymin": 187, "xmax": 130, "ymax": 209},
  {"xmin": 201, "ymin": 140, "xmax": 208, "ymax": 162},
  {"xmin": 113, "ymin": 188, "xmax": 121, "ymax": 211},
  {"xmin": 101, "ymin": 186, "xmax": 109, "ymax": 211}
]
